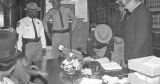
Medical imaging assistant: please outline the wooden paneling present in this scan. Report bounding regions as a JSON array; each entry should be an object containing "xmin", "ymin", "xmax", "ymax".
[
  {"xmin": 87, "ymin": 0, "xmax": 117, "ymax": 31},
  {"xmin": 146, "ymin": 0, "xmax": 160, "ymax": 47},
  {"xmin": 0, "ymin": 0, "xmax": 45, "ymax": 28},
  {"xmin": 71, "ymin": 22, "xmax": 89, "ymax": 51},
  {"xmin": 1, "ymin": 0, "xmax": 20, "ymax": 28}
]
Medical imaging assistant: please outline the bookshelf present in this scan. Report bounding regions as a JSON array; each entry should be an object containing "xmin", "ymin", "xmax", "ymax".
[
  {"xmin": 88, "ymin": 0, "xmax": 117, "ymax": 32},
  {"xmin": 146, "ymin": 0, "xmax": 160, "ymax": 47}
]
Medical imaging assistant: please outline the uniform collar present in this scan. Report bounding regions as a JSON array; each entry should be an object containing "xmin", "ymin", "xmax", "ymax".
[{"xmin": 26, "ymin": 16, "xmax": 36, "ymax": 20}]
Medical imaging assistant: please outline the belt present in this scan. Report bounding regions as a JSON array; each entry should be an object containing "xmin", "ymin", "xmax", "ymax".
[
  {"xmin": 52, "ymin": 28, "xmax": 70, "ymax": 33},
  {"xmin": 22, "ymin": 37, "xmax": 40, "ymax": 53},
  {"xmin": 22, "ymin": 37, "xmax": 40, "ymax": 44}
]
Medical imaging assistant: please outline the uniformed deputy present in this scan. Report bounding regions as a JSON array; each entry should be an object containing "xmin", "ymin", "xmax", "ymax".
[
  {"xmin": 16, "ymin": 2, "xmax": 46, "ymax": 69},
  {"xmin": 43, "ymin": 0, "xmax": 77, "ymax": 59}
]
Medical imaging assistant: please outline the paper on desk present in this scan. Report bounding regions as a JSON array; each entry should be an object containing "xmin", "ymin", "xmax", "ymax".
[
  {"xmin": 80, "ymin": 77, "xmax": 102, "ymax": 84},
  {"xmin": 101, "ymin": 61, "xmax": 122, "ymax": 71},
  {"xmin": 102, "ymin": 75, "xmax": 118, "ymax": 82},
  {"xmin": 81, "ymin": 68, "xmax": 92, "ymax": 75},
  {"xmin": 83, "ymin": 57, "xmax": 94, "ymax": 61},
  {"xmin": 134, "ymin": 72, "xmax": 159, "ymax": 83},
  {"xmin": 94, "ymin": 57, "xmax": 110, "ymax": 64}
]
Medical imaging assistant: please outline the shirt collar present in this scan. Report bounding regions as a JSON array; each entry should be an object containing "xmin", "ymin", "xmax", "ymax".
[{"xmin": 26, "ymin": 16, "xmax": 37, "ymax": 20}]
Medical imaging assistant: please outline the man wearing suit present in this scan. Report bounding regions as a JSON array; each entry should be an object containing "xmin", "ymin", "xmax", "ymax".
[{"xmin": 122, "ymin": 0, "xmax": 153, "ymax": 62}]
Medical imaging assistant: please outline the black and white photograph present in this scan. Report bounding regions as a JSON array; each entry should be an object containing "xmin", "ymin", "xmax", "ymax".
[{"xmin": 0, "ymin": 0, "xmax": 160, "ymax": 84}]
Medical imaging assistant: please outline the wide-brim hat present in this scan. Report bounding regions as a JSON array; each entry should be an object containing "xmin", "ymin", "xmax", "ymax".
[
  {"xmin": 94, "ymin": 24, "xmax": 112, "ymax": 43},
  {"xmin": 0, "ymin": 31, "xmax": 18, "ymax": 71},
  {"xmin": 24, "ymin": 2, "xmax": 41, "ymax": 11},
  {"xmin": 88, "ymin": 30, "xmax": 107, "ymax": 49}
]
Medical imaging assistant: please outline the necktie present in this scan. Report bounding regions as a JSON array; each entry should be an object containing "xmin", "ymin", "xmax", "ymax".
[
  {"xmin": 32, "ymin": 18, "xmax": 38, "ymax": 39},
  {"xmin": 59, "ymin": 9, "xmax": 64, "ymax": 28}
]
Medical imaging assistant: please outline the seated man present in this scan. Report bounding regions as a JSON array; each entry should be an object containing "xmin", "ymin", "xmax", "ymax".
[
  {"xmin": 87, "ymin": 24, "xmax": 113, "ymax": 59},
  {"xmin": 0, "ymin": 26, "xmax": 47, "ymax": 84},
  {"xmin": 0, "ymin": 27, "xmax": 19, "ymax": 84}
]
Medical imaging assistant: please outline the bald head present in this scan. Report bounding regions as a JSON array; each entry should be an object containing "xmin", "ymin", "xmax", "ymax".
[{"xmin": 122, "ymin": 0, "xmax": 142, "ymax": 12}]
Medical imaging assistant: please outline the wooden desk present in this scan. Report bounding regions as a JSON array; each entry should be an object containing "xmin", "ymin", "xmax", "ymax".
[{"xmin": 46, "ymin": 58, "xmax": 130, "ymax": 84}]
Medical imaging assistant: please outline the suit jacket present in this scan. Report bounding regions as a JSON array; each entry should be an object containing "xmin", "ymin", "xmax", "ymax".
[
  {"xmin": 109, "ymin": 9, "xmax": 130, "ymax": 38},
  {"xmin": 124, "ymin": 3, "xmax": 152, "ymax": 61}
]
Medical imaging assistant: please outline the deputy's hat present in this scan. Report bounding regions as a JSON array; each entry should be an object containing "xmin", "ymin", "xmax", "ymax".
[
  {"xmin": 24, "ymin": 2, "xmax": 41, "ymax": 11},
  {"xmin": 94, "ymin": 24, "xmax": 112, "ymax": 44}
]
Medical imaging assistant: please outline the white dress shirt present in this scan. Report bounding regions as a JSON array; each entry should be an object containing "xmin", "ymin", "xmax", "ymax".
[{"xmin": 16, "ymin": 16, "xmax": 46, "ymax": 51}]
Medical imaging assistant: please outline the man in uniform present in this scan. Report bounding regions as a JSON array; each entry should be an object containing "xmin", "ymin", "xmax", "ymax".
[
  {"xmin": 16, "ymin": 2, "xmax": 46, "ymax": 71},
  {"xmin": 43, "ymin": 0, "xmax": 77, "ymax": 59},
  {"xmin": 122, "ymin": 0, "xmax": 152, "ymax": 63}
]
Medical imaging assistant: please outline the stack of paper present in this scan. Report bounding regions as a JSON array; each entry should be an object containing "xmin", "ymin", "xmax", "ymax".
[
  {"xmin": 128, "ymin": 56, "xmax": 160, "ymax": 76},
  {"xmin": 142, "ymin": 56, "xmax": 160, "ymax": 67},
  {"xmin": 102, "ymin": 75, "xmax": 119, "ymax": 83},
  {"xmin": 83, "ymin": 57, "xmax": 94, "ymax": 61},
  {"xmin": 128, "ymin": 72, "xmax": 160, "ymax": 84},
  {"xmin": 101, "ymin": 61, "xmax": 122, "ymax": 71}
]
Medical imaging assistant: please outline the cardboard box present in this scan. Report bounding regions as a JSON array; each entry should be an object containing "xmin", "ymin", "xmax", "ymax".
[
  {"xmin": 128, "ymin": 72, "xmax": 160, "ymax": 84},
  {"xmin": 128, "ymin": 56, "xmax": 160, "ymax": 77}
]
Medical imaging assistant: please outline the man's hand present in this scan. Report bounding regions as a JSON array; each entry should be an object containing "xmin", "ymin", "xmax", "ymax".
[
  {"xmin": 41, "ymin": 48, "xmax": 46, "ymax": 56},
  {"xmin": 30, "ymin": 65, "xmax": 40, "ymax": 71}
]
